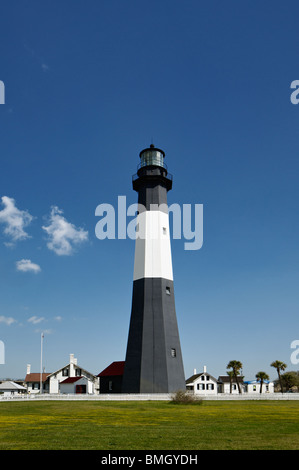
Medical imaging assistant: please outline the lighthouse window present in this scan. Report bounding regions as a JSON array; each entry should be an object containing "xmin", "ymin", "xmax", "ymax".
[
  {"xmin": 171, "ymin": 348, "xmax": 176, "ymax": 358},
  {"xmin": 163, "ymin": 227, "xmax": 167, "ymax": 235},
  {"xmin": 166, "ymin": 286, "xmax": 171, "ymax": 295}
]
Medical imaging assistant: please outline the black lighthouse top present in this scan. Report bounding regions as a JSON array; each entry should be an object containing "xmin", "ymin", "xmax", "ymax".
[
  {"xmin": 133, "ymin": 144, "xmax": 173, "ymax": 192},
  {"xmin": 139, "ymin": 144, "xmax": 165, "ymax": 169}
]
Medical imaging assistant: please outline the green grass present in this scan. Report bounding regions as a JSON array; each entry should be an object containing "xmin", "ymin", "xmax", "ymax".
[{"xmin": 0, "ymin": 400, "xmax": 299, "ymax": 450}]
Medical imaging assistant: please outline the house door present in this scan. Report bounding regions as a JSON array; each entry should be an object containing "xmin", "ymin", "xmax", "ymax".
[{"xmin": 75, "ymin": 384, "xmax": 86, "ymax": 394}]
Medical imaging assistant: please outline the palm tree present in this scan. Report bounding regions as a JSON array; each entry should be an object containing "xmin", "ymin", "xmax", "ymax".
[
  {"xmin": 255, "ymin": 371, "xmax": 269, "ymax": 394},
  {"xmin": 227, "ymin": 360, "xmax": 243, "ymax": 394},
  {"xmin": 227, "ymin": 370, "xmax": 234, "ymax": 394},
  {"xmin": 270, "ymin": 360, "xmax": 287, "ymax": 393}
]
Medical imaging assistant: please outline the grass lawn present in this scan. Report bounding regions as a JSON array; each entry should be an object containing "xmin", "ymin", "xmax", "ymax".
[{"xmin": 0, "ymin": 400, "xmax": 298, "ymax": 450}]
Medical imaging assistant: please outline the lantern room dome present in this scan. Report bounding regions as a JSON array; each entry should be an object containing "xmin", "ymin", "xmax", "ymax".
[{"xmin": 139, "ymin": 144, "xmax": 165, "ymax": 168}]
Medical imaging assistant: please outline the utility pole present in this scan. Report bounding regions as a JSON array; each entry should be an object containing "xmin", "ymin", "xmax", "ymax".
[{"xmin": 40, "ymin": 332, "xmax": 44, "ymax": 394}]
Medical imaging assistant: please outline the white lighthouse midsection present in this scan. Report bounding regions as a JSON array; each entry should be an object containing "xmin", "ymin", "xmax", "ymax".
[{"xmin": 133, "ymin": 209, "xmax": 173, "ymax": 282}]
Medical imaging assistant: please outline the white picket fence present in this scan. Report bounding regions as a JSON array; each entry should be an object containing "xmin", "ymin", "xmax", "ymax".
[
  {"xmin": 1, "ymin": 392, "xmax": 299, "ymax": 401},
  {"xmin": 0, "ymin": 393, "xmax": 172, "ymax": 401}
]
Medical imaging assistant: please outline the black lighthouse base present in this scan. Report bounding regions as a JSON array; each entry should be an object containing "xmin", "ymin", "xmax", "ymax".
[{"xmin": 122, "ymin": 278, "xmax": 185, "ymax": 394}]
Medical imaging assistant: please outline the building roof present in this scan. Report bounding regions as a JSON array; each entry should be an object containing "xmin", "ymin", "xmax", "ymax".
[
  {"xmin": 218, "ymin": 375, "xmax": 244, "ymax": 384},
  {"xmin": 98, "ymin": 361, "xmax": 125, "ymax": 377},
  {"xmin": 60, "ymin": 376, "xmax": 83, "ymax": 384},
  {"xmin": 24, "ymin": 373, "xmax": 51, "ymax": 383},
  {"xmin": 47, "ymin": 362, "xmax": 95, "ymax": 380},
  {"xmin": 186, "ymin": 372, "xmax": 218, "ymax": 384},
  {"xmin": 244, "ymin": 380, "xmax": 272, "ymax": 384},
  {"xmin": 0, "ymin": 381, "xmax": 26, "ymax": 390}
]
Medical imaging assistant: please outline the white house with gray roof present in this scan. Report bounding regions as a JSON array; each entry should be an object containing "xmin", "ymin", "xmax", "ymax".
[
  {"xmin": 186, "ymin": 366, "xmax": 219, "ymax": 395},
  {"xmin": 0, "ymin": 380, "xmax": 26, "ymax": 396}
]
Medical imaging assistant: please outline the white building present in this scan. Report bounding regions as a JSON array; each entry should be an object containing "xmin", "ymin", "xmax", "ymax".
[
  {"xmin": 25, "ymin": 354, "xmax": 99, "ymax": 394},
  {"xmin": 0, "ymin": 381, "xmax": 27, "ymax": 396},
  {"xmin": 60, "ymin": 375, "xmax": 94, "ymax": 394},
  {"xmin": 244, "ymin": 380, "xmax": 274, "ymax": 394},
  {"xmin": 47, "ymin": 354, "xmax": 98, "ymax": 394},
  {"xmin": 186, "ymin": 366, "xmax": 218, "ymax": 395},
  {"xmin": 25, "ymin": 364, "xmax": 50, "ymax": 394},
  {"xmin": 218, "ymin": 375, "xmax": 245, "ymax": 394}
]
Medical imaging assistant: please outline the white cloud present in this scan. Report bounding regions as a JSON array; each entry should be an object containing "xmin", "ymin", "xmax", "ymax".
[
  {"xmin": 0, "ymin": 196, "xmax": 33, "ymax": 242},
  {"xmin": 24, "ymin": 44, "xmax": 49, "ymax": 73},
  {"xmin": 41, "ymin": 63, "xmax": 49, "ymax": 72},
  {"xmin": 28, "ymin": 316, "xmax": 45, "ymax": 325},
  {"xmin": 42, "ymin": 206, "xmax": 88, "ymax": 256},
  {"xmin": 0, "ymin": 315, "xmax": 16, "ymax": 326},
  {"xmin": 54, "ymin": 316, "xmax": 62, "ymax": 322},
  {"xmin": 16, "ymin": 259, "xmax": 41, "ymax": 273},
  {"xmin": 35, "ymin": 328, "xmax": 52, "ymax": 334}
]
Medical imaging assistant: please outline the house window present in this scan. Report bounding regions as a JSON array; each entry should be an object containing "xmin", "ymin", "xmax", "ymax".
[
  {"xmin": 62, "ymin": 368, "xmax": 69, "ymax": 377},
  {"xmin": 76, "ymin": 368, "xmax": 82, "ymax": 377},
  {"xmin": 201, "ymin": 375, "xmax": 205, "ymax": 381},
  {"xmin": 171, "ymin": 348, "xmax": 176, "ymax": 358},
  {"xmin": 253, "ymin": 385, "xmax": 256, "ymax": 391},
  {"xmin": 206, "ymin": 375, "xmax": 210, "ymax": 381},
  {"xmin": 166, "ymin": 286, "xmax": 171, "ymax": 295},
  {"xmin": 109, "ymin": 381, "xmax": 113, "ymax": 391}
]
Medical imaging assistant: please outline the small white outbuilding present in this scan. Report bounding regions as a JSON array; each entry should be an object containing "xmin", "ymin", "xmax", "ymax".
[
  {"xmin": 59, "ymin": 376, "xmax": 94, "ymax": 394},
  {"xmin": 0, "ymin": 381, "xmax": 27, "ymax": 396},
  {"xmin": 243, "ymin": 379, "xmax": 274, "ymax": 393}
]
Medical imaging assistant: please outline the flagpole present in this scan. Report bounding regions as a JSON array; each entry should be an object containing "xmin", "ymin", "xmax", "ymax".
[{"xmin": 40, "ymin": 332, "xmax": 44, "ymax": 394}]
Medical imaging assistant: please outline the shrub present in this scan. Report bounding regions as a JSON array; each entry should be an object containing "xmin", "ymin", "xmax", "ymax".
[{"xmin": 170, "ymin": 390, "xmax": 203, "ymax": 405}]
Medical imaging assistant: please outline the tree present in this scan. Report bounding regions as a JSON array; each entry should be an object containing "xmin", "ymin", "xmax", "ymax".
[
  {"xmin": 227, "ymin": 370, "xmax": 234, "ymax": 394},
  {"xmin": 270, "ymin": 360, "xmax": 287, "ymax": 393},
  {"xmin": 227, "ymin": 360, "xmax": 243, "ymax": 394},
  {"xmin": 281, "ymin": 371, "xmax": 299, "ymax": 392},
  {"xmin": 255, "ymin": 371, "xmax": 269, "ymax": 394}
]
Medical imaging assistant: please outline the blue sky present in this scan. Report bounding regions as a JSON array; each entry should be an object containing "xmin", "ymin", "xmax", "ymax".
[{"xmin": 0, "ymin": 0, "xmax": 299, "ymax": 382}]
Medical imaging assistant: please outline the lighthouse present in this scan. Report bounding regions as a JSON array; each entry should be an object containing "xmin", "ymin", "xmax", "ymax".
[{"xmin": 122, "ymin": 144, "xmax": 185, "ymax": 393}]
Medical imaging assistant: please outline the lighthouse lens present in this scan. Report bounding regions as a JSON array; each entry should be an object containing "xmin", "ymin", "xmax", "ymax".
[{"xmin": 140, "ymin": 150, "xmax": 164, "ymax": 168}]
